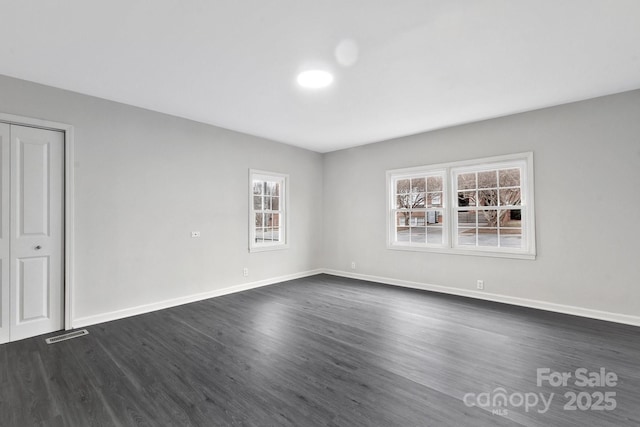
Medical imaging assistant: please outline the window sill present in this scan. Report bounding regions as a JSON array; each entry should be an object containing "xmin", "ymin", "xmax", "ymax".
[
  {"xmin": 249, "ymin": 243, "xmax": 290, "ymax": 253},
  {"xmin": 387, "ymin": 243, "xmax": 536, "ymax": 260}
]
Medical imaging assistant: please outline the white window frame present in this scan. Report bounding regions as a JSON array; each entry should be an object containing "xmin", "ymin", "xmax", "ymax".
[
  {"xmin": 387, "ymin": 152, "xmax": 536, "ymax": 259},
  {"xmin": 388, "ymin": 168, "xmax": 449, "ymax": 249},
  {"xmin": 249, "ymin": 169, "xmax": 289, "ymax": 252}
]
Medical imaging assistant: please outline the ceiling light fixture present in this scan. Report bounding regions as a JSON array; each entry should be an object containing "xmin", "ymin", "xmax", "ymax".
[{"xmin": 297, "ymin": 70, "xmax": 334, "ymax": 89}]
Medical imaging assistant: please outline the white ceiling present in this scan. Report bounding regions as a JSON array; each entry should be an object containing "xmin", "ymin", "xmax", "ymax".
[{"xmin": 1, "ymin": 1, "xmax": 640, "ymax": 153}]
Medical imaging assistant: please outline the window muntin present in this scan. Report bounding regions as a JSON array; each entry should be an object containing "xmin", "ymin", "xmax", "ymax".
[
  {"xmin": 249, "ymin": 170, "xmax": 288, "ymax": 252},
  {"xmin": 387, "ymin": 153, "xmax": 535, "ymax": 259}
]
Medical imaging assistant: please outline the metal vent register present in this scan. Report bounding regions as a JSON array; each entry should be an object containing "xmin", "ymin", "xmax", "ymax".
[{"xmin": 45, "ymin": 329, "xmax": 89, "ymax": 344}]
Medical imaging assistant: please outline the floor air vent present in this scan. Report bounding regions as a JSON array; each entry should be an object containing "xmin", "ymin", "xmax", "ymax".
[{"xmin": 45, "ymin": 329, "xmax": 89, "ymax": 344}]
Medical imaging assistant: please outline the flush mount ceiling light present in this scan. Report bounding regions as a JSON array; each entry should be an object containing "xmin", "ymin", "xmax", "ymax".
[{"xmin": 297, "ymin": 70, "xmax": 334, "ymax": 89}]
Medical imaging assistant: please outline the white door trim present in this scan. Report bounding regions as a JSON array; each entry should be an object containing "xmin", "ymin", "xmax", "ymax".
[{"xmin": 0, "ymin": 113, "xmax": 75, "ymax": 331}]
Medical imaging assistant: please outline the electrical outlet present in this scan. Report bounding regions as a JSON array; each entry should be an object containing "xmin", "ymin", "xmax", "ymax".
[
  {"xmin": 351, "ymin": 261, "xmax": 356, "ymax": 270},
  {"xmin": 477, "ymin": 280, "xmax": 484, "ymax": 290},
  {"xmin": 243, "ymin": 268, "xmax": 249, "ymax": 277},
  {"xmin": 191, "ymin": 231, "xmax": 201, "ymax": 238}
]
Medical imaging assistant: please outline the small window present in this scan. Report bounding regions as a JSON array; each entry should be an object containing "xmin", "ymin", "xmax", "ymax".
[
  {"xmin": 249, "ymin": 170, "xmax": 288, "ymax": 252},
  {"xmin": 387, "ymin": 153, "xmax": 536, "ymax": 259}
]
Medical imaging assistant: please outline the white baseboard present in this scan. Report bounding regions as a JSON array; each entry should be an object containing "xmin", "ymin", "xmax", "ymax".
[
  {"xmin": 323, "ymin": 269, "xmax": 640, "ymax": 328},
  {"xmin": 73, "ymin": 268, "xmax": 640, "ymax": 329},
  {"xmin": 72, "ymin": 269, "xmax": 323, "ymax": 328}
]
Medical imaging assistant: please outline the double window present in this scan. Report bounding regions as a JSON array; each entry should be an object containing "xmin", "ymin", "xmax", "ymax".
[
  {"xmin": 249, "ymin": 170, "xmax": 288, "ymax": 252},
  {"xmin": 387, "ymin": 153, "xmax": 536, "ymax": 259}
]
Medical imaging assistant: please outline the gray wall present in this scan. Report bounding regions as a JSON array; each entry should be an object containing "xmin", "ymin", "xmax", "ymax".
[
  {"xmin": 323, "ymin": 89, "xmax": 640, "ymax": 317},
  {"xmin": 0, "ymin": 75, "xmax": 323, "ymax": 322},
  {"xmin": 2, "ymin": 73, "xmax": 639, "ymax": 324}
]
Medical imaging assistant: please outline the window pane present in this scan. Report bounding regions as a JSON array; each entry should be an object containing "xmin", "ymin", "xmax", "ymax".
[
  {"xmin": 265, "ymin": 213, "xmax": 273, "ymax": 227},
  {"xmin": 499, "ymin": 209, "xmax": 521, "ymax": 227},
  {"xmin": 478, "ymin": 189, "xmax": 498, "ymax": 206},
  {"xmin": 396, "ymin": 194, "xmax": 411, "ymax": 209},
  {"xmin": 273, "ymin": 183, "xmax": 280, "ymax": 196},
  {"xmin": 411, "ymin": 178, "xmax": 426, "ymax": 193},
  {"xmin": 478, "ymin": 228, "xmax": 498, "ymax": 247},
  {"xmin": 427, "ymin": 211, "xmax": 443, "ymax": 244},
  {"xmin": 499, "ymin": 189, "xmax": 521, "ymax": 206},
  {"xmin": 458, "ymin": 191, "xmax": 476, "ymax": 207},
  {"xmin": 253, "ymin": 181, "xmax": 263, "ymax": 195},
  {"xmin": 255, "ymin": 228, "xmax": 264, "ymax": 242},
  {"xmin": 272, "ymin": 227, "xmax": 281, "ymax": 242},
  {"xmin": 499, "ymin": 168, "xmax": 520, "ymax": 187},
  {"xmin": 410, "ymin": 227, "xmax": 426, "ymax": 244},
  {"xmin": 272, "ymin": 213, "xmax": 280, "ymax": 227},
  {"xmin": 426, "ymin": 210, "xmax": 442, "ymax": 224},
  {"xmin": 265, "ymin": 182, "xmax": 277, "ymax": 195},
  {"xmin": 263, "ymin": 196, "xmax": 272, "ymax": 210},
  {"xmin": 426, "ymin": 227, "xmax": 443, "ymax": 244},
  {"xmin": 478, "ymin": 171, "xmax": 497, "ymax": 189},
  {"xmin": 397, "ymin": 226, "xmax": 410, "ymax": 242},
  {"xmin": 427, "ymin": 192, "xmax": 442, "ymax": 208},
  {"xmin": 410, "ymin": 212, "xmax": 425, "ymax": 226},
  {"xmin": 396, "ymin": 212, "xmax": 410, "ymax": 226},
  {"xmin": 478, "ymin": 210, "xmax": 498, "ymax": 227},
  {"xmin": 500, "ymin": 230, "xmax": 522, "ymax": 248},
  {"xmin": 457, "ymin": 173, "xmax": 476, "ymax": 190},
  {"xmin": 272, "ymin": 196, "xmax": 280, "ymax": 210},
  {"xmin": 411, "ymin": 193, "xmax": 426, "ymax": 208},
  {"xmin": 396, "ymin": 179, "xmax": 410, "ymax": 194},
  {"xmin": 253, "ymin": 196, "xmax": 262, "ymax": 210},
  {"xmin": 458, "ymin": 228, "xmax": 476, "ymax": 246},
  {"xmin": 427, "ymin": 176, "xmax": 442, "ymax": 192},
  {"xmin": 263, "ymin": 228, "xmax": 277, "ymax": 242},
  {"xmin": 457, "ymin": 211, "xmax": 476, "ymax": 227},
  {"xmin": 255, "ymin": 213, "xmax": 264, "ymax": 227}
]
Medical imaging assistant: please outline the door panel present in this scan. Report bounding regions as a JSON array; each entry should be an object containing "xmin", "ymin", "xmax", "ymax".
[
  {"xmin": 20, "ymin": 141, "xmax": 50, "ymax": 236},
  {"xmin": 0, "ymin": 123, "xmax": 9, "ymax": 344},
  {"xmin": 10, "ymin": 125, "xmax": 64, "ymax": 341},
  {"xmin": 18, "ymin": 257, "xmax": 50, "ymax": 321}
]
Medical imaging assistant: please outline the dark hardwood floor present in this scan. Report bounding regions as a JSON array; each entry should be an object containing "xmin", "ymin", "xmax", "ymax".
[{"xmin": 1, "ymin": 274, "xmax": 639, "ymax": 426}]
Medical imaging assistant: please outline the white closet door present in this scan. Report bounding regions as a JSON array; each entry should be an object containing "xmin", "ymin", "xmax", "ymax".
[
  {"xmin": 0, "ymin": 123, "xmax": 10, "ymax": 344},
  {"xmin": 9, "ymin": 124, "xmax": 64, "ymax": 341}
]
